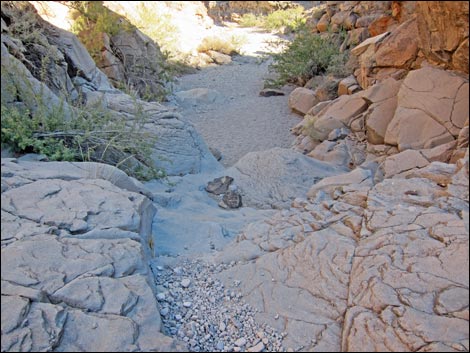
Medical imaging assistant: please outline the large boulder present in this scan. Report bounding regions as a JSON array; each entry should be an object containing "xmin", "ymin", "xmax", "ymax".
[
  {"xmin": 362, "ymin": 77, "xmax": 402, "ymax": 144},
  {"xmin": 226, "ymin": 148, "xmax": 345, "ymax": 209},
  {"xmin": 1, "ymin": 158, "xmax": 181, "ymax": 351},
  {"xmin": 384, "ymin": 66, "xmax": 468, "ymax": 150},
  {"xmin": 288, "ymin": 87, "xmax": 317, "ymax": 115},
  {"xmin": 100, "ymin": 26, "xmax": 169, "ymax": 101},
  {"xmin": 96, "ymin": 92, "xmax": 220, "ymax": 176}
]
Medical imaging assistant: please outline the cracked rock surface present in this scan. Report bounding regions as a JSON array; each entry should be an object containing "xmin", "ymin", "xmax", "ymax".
[
  {"xmin": 1, "ymin": 158, "xmax": 182, "ymax": 352},
  {"xmin": 210, "ymin": 152, "xmax": 469, "ymax": 352}
]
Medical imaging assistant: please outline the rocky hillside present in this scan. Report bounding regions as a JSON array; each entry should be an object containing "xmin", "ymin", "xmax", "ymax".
[{"xmin": 1, "ymin": 1, "xmax": 469, "ymax": 352}]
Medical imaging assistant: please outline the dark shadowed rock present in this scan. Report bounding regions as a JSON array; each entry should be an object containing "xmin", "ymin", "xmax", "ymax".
[
  {"xmin": 206, "ymin": 176, "xmax": 234, "ymax": 195},
  {"xmin": 219, "ymin": 191, "xmax": 242, "ymax": 209}
]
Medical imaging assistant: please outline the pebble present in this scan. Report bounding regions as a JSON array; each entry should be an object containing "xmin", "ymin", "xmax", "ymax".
[
  {"xmin": 219, "ymin": 322, "xmax": 226, "ymax": 332},
  {"xmin": 234, "ymin": 338, "xmax": 247, "ymax": 347},
  {"xmin": 247, "ymin": 342, "xmax": 265, "ymax": 352},
  {"xmin": 154, "ymin": 259, "xmax": 285, "ymax": 352},
  {"xmin": 216, "ymin": 341, "xmax": 224, "ymax": 350}
]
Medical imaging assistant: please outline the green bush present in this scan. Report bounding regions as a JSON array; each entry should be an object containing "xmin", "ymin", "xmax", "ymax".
[
  {"xmin": 69, "ymin": 1, "xmax": 134, "ymax": 66},
  {"xmin": 265, "ymin": 30, "xmax": 350, "ymax": 87},
  {"xmin": 238, "ymin": 13, "xmax": 262, "ymax": 27},
  {"xmin": 264, "ymin": 7, "xmax": 306, "ymax": 32},
  {"xmin": 1, "ymin": 66, "xmax": 164, "ymax": 181},
  {"xmin": 239, "ymin": 7, "xmax": 306, "ymax": 33}
]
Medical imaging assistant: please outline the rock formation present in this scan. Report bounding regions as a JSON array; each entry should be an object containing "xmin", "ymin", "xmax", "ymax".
[
  {"xmin": 1, "ymin": 1, "xmax": 469, "ymax": 352},
  {"xmin": 1, "ymin": 159, "xmax": 182, "ymax": 351}
]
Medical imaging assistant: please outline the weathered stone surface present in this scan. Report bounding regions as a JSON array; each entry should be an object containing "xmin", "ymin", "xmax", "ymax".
[
  {"xmin": 309, "ymin": 92, "xmax": 368, "ymax": 141},
  {"xmin": 206, "ymin": 176, "xmax": 234, "ymax": 195},
  {"xmin": 452, "ymin": 37, "xmax": 469, "ymax": 73},
  {"xmin": 1, "ymin": 159, "xmax": 182, "ymax": 351},
  {"xmin": 317, "ymin": 13, "xmax": 330, "ymax": 32},
  {"xmin": 368, "ymin": 15, "xmax": 396, "ymax": 36},
  {"xmin": 288, "ymin": 87, "xmax": 317, "ymax": 115},
  {"xmin": 307, "ymin": 167, "xmax": 372, "ymax": 198},
  {"xmin": 219, "ymin": 190, "xmax": 242, "ymax": 209},
  {"xmin": 374, "ymin": 18, "xmax": 419, "ymax": 68},
  {"xmin": 207, "ymin": 50, "xmax": 232, "ymax": 65},
  {"xmin": 362, "ymin": 77, "xmax": 402, "ymax": 104},
  {"xmin": 416, "ymin": 1, "xmax": 469, "ymax": 73},
  {"xmin": 175, "ymin": 88, "xmax": 222, "ymax": 107},
  {"xmin": 385, "ymin": 67, "xmax": 469, "ymax": 150},
  {"xmin": 308, "ymin": 138, "xmax": 366, "ymax": 169},
  {"xmin": 381, "ymin": 149, "xmax": 430, "ymax": 178},
  {"xmin": 100, "ymin": 92, "xmax": 220, "ymax": 175},
  {"xmin": 217, "ymin": 150, "xmax": 469, "ymax": 353},
  {"xmin": 351, "ymin": 32, "xmax": 390, "ymax": 57},
  {"xmin": 226, "ymin": 148, "xmax": 344, "ymax": 209},
  {"xmin": 365, "ymin": 96, "xmax": 397, "ymax": 144},
  {"xmin": 343, "ymin": 175, "xmax": 469, "ymax": 351},
  {"xmin": 338, "ymin": 75, "xmax": 359, "ymax": 96}
]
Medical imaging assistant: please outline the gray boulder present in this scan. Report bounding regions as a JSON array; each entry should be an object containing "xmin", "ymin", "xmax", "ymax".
[
  {"xmin": 1, "ymin": 159, "xmax": 182, "ymax": 351},
  {"xmin": 227, "ymin": 147, "xmax": 346, "ymax": 209}
]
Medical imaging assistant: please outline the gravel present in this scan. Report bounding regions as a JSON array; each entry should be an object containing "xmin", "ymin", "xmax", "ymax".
[{"xmin": 151, "ymin": 260, "xmax": 286, "ymax": 352}]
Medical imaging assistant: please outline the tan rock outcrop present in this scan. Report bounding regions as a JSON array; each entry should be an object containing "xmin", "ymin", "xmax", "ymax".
[
  {"xmin": 416, "ymin": 1, "xmax": 469, "ymax": 73},
  {"xmin": 385, "ymin": 66, "xmax": 468, "ymax": 150},
  {"xmin": 288, "ymin": 87, "xmax": 317, "ymax": 115}
]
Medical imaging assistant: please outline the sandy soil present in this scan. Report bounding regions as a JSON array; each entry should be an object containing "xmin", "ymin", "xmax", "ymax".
[{"xmin": 170, "ymin": 26, "xmax": 302, "ymax": 166}]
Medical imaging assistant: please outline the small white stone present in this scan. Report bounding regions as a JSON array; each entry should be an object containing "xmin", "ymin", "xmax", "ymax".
[
  {"xmin": 181, "ymin": 278, "xmax": 191, "ymax": 288},
  {"xmin": 183, "ymin": 301, "xmax": 192, "ymax": 308},
  {"xmin": 156, "ymin": 293, "xmax": 166, "ymax": 301},
  {"xmin": 247, "ymin": 342, "xmax": 265, "ymax": 352},
  {"xmin": 234, "ymin": 337, "xmax": 247, "ymax": 347},
  {"xmin": 219, "ymin": 322, "xmax": 226, "ymax": 332}
]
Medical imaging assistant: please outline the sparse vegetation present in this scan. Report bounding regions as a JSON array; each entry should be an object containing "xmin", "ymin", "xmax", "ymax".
[
  {"xmin": 68, "ymin": 1, "xmax": 134, "ymax": 66},
  {"xmin": 1, "ymin": 61, "xmax": 164, "ymax": 181},
  {"xmin": 239, "ymin": 7, "xmax": 306, "ymax": 33},
  {"xmin": 197, "ymin": 35, "xmax": 246, "ymax": 56},
  {"xmin": 265, "ymin": 30, "xmax": 351, "ymax": 87}
]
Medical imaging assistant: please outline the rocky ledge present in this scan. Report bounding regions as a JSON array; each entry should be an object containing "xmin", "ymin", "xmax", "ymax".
[
  {"xmin": 1, "ymin": 158, "xmax": 181, "ymax": 352},
  {"xmin": 214, "ymin": 151, "xmax": 469, "ymax": 351}
]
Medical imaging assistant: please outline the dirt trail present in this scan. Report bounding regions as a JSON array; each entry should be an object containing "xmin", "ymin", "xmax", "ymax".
[{"xmin": 170, "ymin": 26, "xmax": 301, "ymax": 166}]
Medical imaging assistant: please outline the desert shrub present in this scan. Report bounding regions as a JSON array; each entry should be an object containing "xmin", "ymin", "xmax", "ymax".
[
  {"xmin": 1, "ymin": 64, "xmax": 164, "ymax": 181},
  {"xmin": 197, "ymin": 35, "xmax": 245, "ymax": 55},
  {"xmin": 239, "ymin": 7, "xmax": 306, "ymax": 33},
  {"xmin": 264, "ymin": 7, "xmax": 306, "ymax": 32},
  {"xmin": 238, "ymin": 13, "xmax": 262, "ymax": 27},
  {"xmin": 132, "ymin": 3, "xmax": 179, "ymax": 56},
  {"xmin": 68, "ymin": 1, "xmax": 134, "ymax": 66},
  {"xmin": 265, "ymin": 30, "xmax": 350, "ymax": 87}
]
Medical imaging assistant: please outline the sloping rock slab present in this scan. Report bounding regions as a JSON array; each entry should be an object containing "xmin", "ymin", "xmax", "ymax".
[
  {"xmin": 1, "ymin": 158, "xmax": 182, "ymax": 352},
  {"xmin": 227, "ymin": 148, "xmax": 346, "ymax": 209}
]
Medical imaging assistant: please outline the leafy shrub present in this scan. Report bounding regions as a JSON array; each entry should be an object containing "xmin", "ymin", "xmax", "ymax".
[
  {"xmin": 68, "ymin": 1, "xmax": 134, "ymax": 66},
  {"xmin": 265, "ymin": 30, "xmax": 350, "ymax": 87},
  {"xmin": 239, "ymin": 7, "xmax": 306, "ymax": 33},
  {"xmin": 264, "ymin": 7, "xmax": 306, "ymax": 32},
  {"xmin": 1, "ymin": 64, "xmax": 164, "ymax": 181},
  {"xmin": 238, "ymin": 13, "xmax": 262, "ymax": 27}
]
